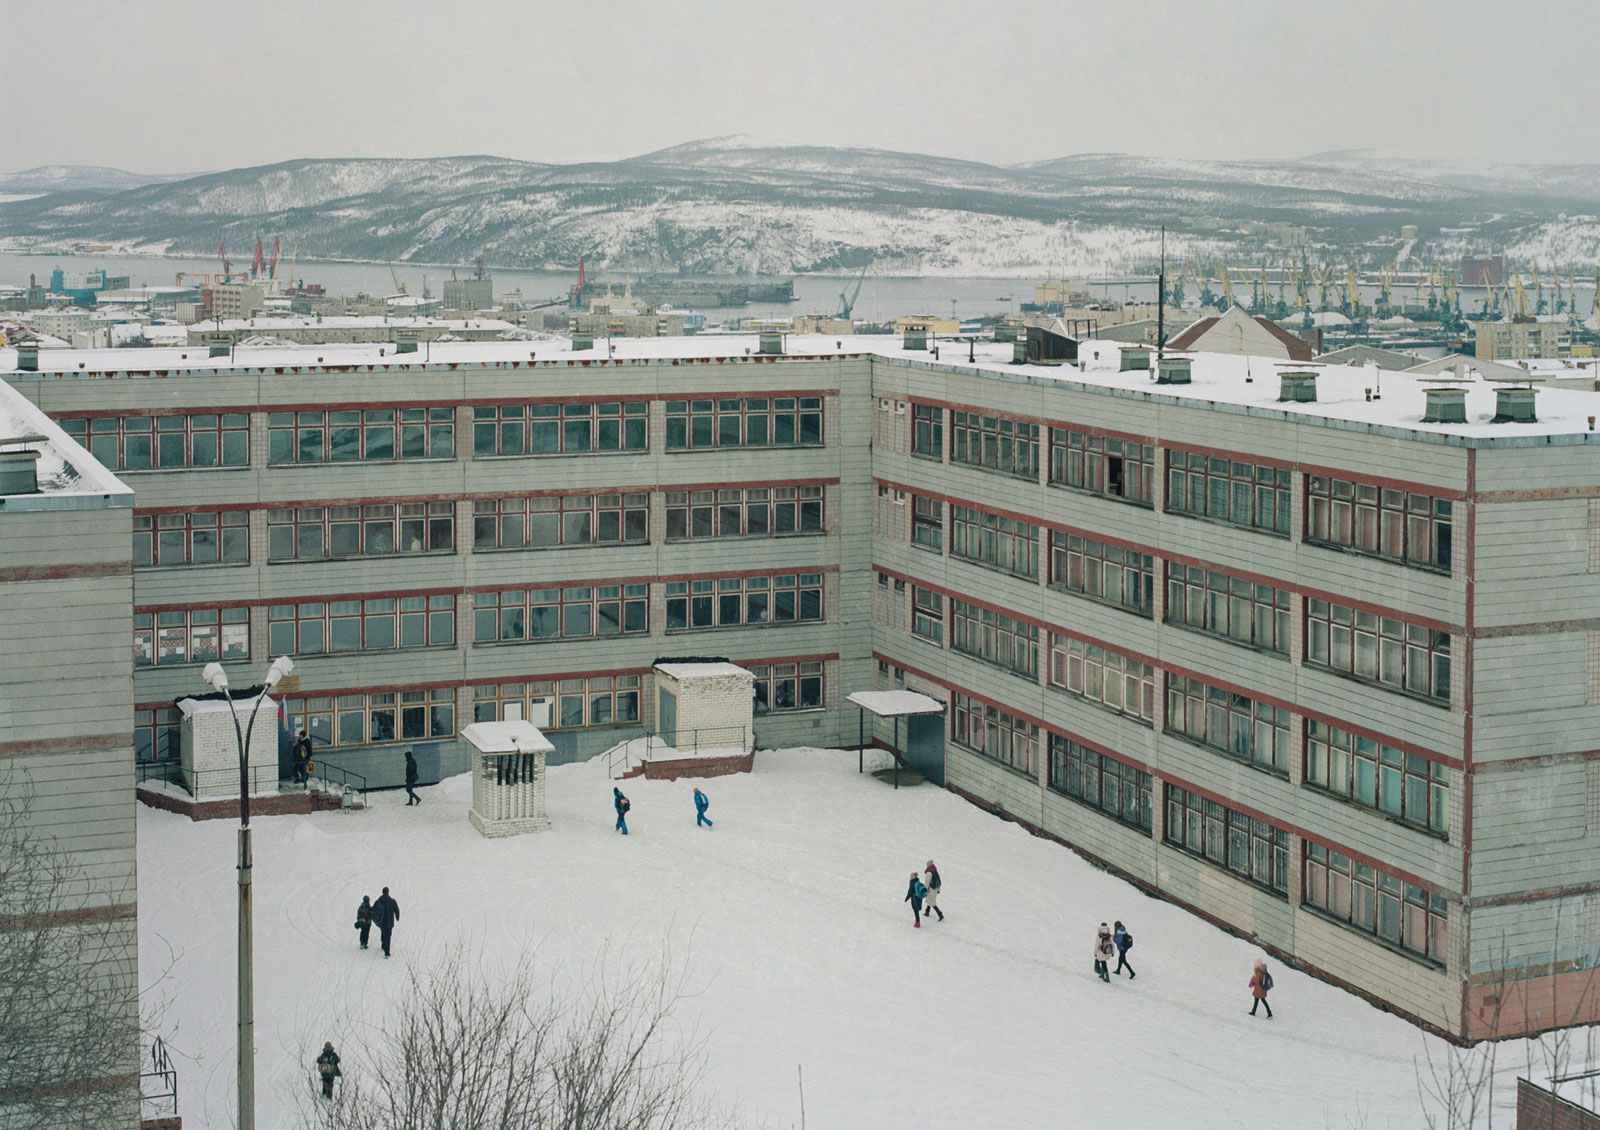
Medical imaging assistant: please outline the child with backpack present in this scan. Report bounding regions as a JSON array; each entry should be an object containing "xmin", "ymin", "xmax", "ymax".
[
  {"xmin": 1113, "ymin": 920, "xmax": 1135, "ymax": 979},
  {"xmin": 614, "ymin": 787, "xmax": 630, "ymax": 835},
  {"xmin": 1094, "ymin": 923, "xmax": 1116, "ymax": 982},
  {"xmin": 905, "ymin": 871, "xmax": 927, "ymax": 927},
  {"xmin": 1249, "ymin": 959, "xmax": 1274, "ymax": 1018},
  {"xmin": 922, "ymin": 860, "xmax": 943, "ymax": 921}
]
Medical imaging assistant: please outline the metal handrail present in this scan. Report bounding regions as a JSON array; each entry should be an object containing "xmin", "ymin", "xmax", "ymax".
[
  {"xmin": 604, "ymin": 726, "xmax": 750, "ymax": 777},
  {"xmin": 140, "ymin": 1035, "xmax": 178, "ymax": 1118},
  {"xmin": 308, "ymin": 757, "xmax": 367, "ymax": 808}
]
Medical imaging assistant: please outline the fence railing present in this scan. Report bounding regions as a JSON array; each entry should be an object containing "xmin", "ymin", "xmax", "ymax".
[
  {"xmin": 139, "ymin": 1036, "xmax": 178, "ymax": 1120},
  {"xmin": 604, "ymin": 726, "xmax": 751, "ymax": 778},
  {"xmin": 310, "ymin": 757, "xmax": 368, "ymax": 809},
  {"xmin": 135, "ymin": 758, "xmax": 364, "ymax": 808}
]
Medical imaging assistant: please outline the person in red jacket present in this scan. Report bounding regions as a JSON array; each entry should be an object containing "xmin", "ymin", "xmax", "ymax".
[{"xmin": 1249, "ymin": 959, "xmax": 1274, "ymax": 1018}]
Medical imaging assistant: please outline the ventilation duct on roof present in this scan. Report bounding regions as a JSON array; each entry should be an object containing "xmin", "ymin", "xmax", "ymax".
[
  {"xmin": 0, "ymin": 435, "xmax": 45, "ymax": 495},
  {"xmin": 903, "ymin": 329, "xmax": 927, "ymax": 352},
  {"xmin": 1422, "ymin": 387, "xmax": 1467, "ymax": 424},
  {"xmin": 1119, "ymin": 348, "xmax": 1149, "ymax": 372},
  {"xmin": 1278, "ymin": 371, "xmax": 1317, "ymax": 402},
  {"xmin": 16, "ymin": 343, "xmax": 38, "ymax": 371},
  {"xmin": 394, "ymin": 332, "xmax": 418, "ymax": 354},
  {"xmin": 759, "ymin": 331, "xmax": 784, "ymax": 355},
  {"xmin": 1156, "ymin": 357, "xmax": 1191, "ymax": 384}
]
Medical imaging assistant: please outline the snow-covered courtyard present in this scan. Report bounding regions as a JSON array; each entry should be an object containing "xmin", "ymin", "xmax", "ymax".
[{"xmin": 139, "ymin": 747, "xmax": 1496, "ymax": 1129}]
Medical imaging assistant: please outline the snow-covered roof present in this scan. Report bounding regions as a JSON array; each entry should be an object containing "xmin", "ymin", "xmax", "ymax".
[
  {"xmin": 6, "ymin": 332, "xmax": 1600, "ymax": 442},
  {"xmin": 459, "ymin": 720, "xmax": 555, "ymax": 754},
  {"xmin": 184, "ymin": 315, "xmax": 516, "ymax": 332},
  {"xmin": 655, "ymin": 662, "xmax": 751, "ymax": 681},
  {"xmin": 846, "ymin": 690, "xmax": 945, "ymax": 717},
  {"xmin": 0, "ymin": 378, "xmax": 131, "ymax": 507}
]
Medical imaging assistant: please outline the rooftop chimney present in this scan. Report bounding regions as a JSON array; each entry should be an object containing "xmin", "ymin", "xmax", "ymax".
[
  {"xmin": 903, "ymin": 329, "xmax": 927, "ymax": 352},
  {"xmin": 1156, "ymin": 357, "xmax": 1191, "ymax": 384},
  {"xmin": 759, "ymin": 330, "xmax": 784, "ymax": 355},
  {"xmin": 1491, "ymin": 386, "xmax": 1538, "ymax": 424},
  {"xmin": 16, "ymin": 343, "xmax": 38, "ymax": 371},
  {"xmin": 209, "ymin": 342, "xmax": 230, "ymax": 358},
  {"xmin": 1422, "ymin": 387, "xmax": 1468, "ymax": 424},
  {"xmin": 0, "ymin": 436, "xmax": 45, "ymax": 495},
  {"xmin": 571, "ymin": 332, "xmax": 594, "ymax": 351},
  {"xmin": 394, "ymin": 331, "xmax": 418, "ymax": 354},
  {"xmin": 1278, "ymin": 371, "xmax": 1318, "ymax": 403}
]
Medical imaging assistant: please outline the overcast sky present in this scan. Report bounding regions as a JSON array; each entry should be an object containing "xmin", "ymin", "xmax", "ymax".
[{"xmin": 3, "ymin": 0, "xmax": 1596, "ymax": 174}]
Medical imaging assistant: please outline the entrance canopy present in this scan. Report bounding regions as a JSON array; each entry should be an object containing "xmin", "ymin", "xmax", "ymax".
[
  {"xmin": 460, "ymin": 720, "xmax": 555, "ymax": 755},
  {"xmin": 846, "ymin": 690, "xmax": 943, "ymax": 789}
]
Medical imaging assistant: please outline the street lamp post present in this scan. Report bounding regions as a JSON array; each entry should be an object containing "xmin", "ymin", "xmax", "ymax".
[{"xmin": 201, "ymin": 655, "xmax": 293, "ymax": 1130}]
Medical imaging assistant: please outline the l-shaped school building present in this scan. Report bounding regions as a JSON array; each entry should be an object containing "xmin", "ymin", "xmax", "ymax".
[{"xmin": 5, "ymin": 329, "xmax": 1599, "ymax": 1046}]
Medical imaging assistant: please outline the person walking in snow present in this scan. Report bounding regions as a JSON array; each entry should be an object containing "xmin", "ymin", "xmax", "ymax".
[
  {"xmin": 693, "ymin": 786, "xmax": 713, "ymax": 828},
  {"xmin": 316, "ymin": 1042, "xmax": 342, "ymax": 1098},
  {"xmin": 404, "ymin": 749, "xmax": 421, "ymax": 805},
  {"xmin": 292, "ymin": 730, "xmax": 313, "ymax": 786},
  {"xmin": 905, "ymin": 871, "xmax": 928, "ymax": 927},
  {"xmin": 1248, "ymin": 959, "xmax": 1274, "ymax": 1018},
  {"xmin": 922, "ymin": 860, "xmax": 944, "ymax": 921},
  {"xmin": 371, "ymin": 887, "xmax": 400, "ymax": 958},
  {"xmin": 354, "ymin": 894, "xmax": 372, "ymax": 950},
  {"xmin": 1113, "ymin": 920, "xmax": 1135, "ymax": 979},
  {"xmin": 1093, "ymin": 923, "xmax": 1116, "ymax": 982},
  {"xmin": 614, "ymin": 787, "xmax": 631, "ymax": 835}
]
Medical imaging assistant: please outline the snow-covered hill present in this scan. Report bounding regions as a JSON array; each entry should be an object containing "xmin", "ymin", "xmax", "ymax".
[{"xmin": 0, "ymin": 164, "xmax": 203, "ymax": 193}]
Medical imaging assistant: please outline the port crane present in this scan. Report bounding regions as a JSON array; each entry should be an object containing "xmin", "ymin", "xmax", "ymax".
[
  {"xmin": 837, "ymin": 264, "xmax": 867, "ymax": 320},
  {"xmin": 387, "ymin": 259, "xmax": 407, "ymax": 296}
]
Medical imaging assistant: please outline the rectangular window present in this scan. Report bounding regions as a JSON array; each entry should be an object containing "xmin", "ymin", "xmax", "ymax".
[
  {"xmin": 750, "ymin": 662, "xmax": 824, "ymax": 713},
  {"xmin": 135, "ymin": 607, "xmax": 250, "ymax": 667},
  {"xmin": 61, "ymin": 413, "xmax": 250, "ymax": 471},
  {"xmin": 1306, "ymin": 476, "xmax": 1452, "ymax": 573},
  {"xmin": 1305, "ymin": 720, "xmax": 1450, "ymax": 837},
  {"xmin": 1048, "ymin": 531, "xmax": 1153, "ymax": 615},
  {"xmin": 950, "ymin": 692, "xmax": 1037, "ymax": 778},
  {"xmin": 664, "ymin": 573, "xmax": 823, "ymax": 631},
  {"xmin": 286, "ymin": 687, "xmax": 454, "ymax": 748},
  {"xmin": 1164, "ymin": 784, "xmax": 1288, "ymax": 895},
  {"xmin": 911, "ymin": 496, "xmax": 943, "ymax": 550},
  {"xmin": 472, "ymin": 585, "xmax": 647, "ymax": 644},
  {"xmin": 912, "ymin": 404, "xmax": 944, "ymax": 458},
  {"xmin": 1048, "ymin": 429, "xmax": 1153, "ymax": 505},
  {"xmin": 664, "ymin": 486, "xmax": 822, "ymax": 540},
  {"xmin": 912, "ymin": 587, "xmax": 944, "ymax": 644},
  {"xmin": 665, "ymin": 397, "xmax": 823, "ymax": 450},
  {"xmin": 474, "ymin": 493, "xmax": 648, "ymax": 550},
  {"xmin": 133, "ymin": 511, "xmax": 249, "ymax": 568},
  {"xmin": 1166, "ymin": 451, "xmax": 1291, "ymax": 536},
  {"xmin": 269, "ymin": 595, "xmax": 454, "ymax": 656},
  {"xmin": 134, "ymin": 706, "xmax": 182, "ymax": 762},
  {"xmin": 472, "ymin": 401, "xmax": 647, "ymax": 456},
  {"xmin": 1046, "ymin": 634, "xmax": 1155, "ymax": 724},
  {"xmin": 1047, "ymin": 734, "xmax": 1152, "ymax": 832},
  {"xmin": 267, "ymin": 502, "xmax": 455, "ymax": 561},
  {"xmin": 1304, "ymin": 843, "xmax": 1448, "ymax": 965},
  {"xmin": 951, "ymin": 505, "xmax": 1038, "ymax": 579},
  {"xmin": 1165, "ymin": 564, "xmax": 1291, "ymax": 654},
  {"xmin": 1165, "ymin": 674, "xmax": 1290, "ymax": 774},
  {"xmin": 950, "ymin": 411, "xmax": 1040, "ymax": 480},
  {"xmin": 269, "ymin": 407, "xmax": 454, "ymax": 464},
  {"xmin": 951, "ymin": 600, "xmax": 1039, "ymax": 680},
  {"xmin": 1305, "ymin": 598, "xmax": 1451, "ymax": 704}
]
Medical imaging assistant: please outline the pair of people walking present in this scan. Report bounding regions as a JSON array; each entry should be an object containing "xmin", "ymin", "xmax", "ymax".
[
  {"xmin": 904, "ymin": 861, "xmax": 943, "ymax": 927},
  {"xmin": 1092, "ymin": 921, "xmax": 1135, "ymax": 981},
  {"xmin": 355, "ymin": 888, "xmax": 400, "ymax": 957},
  {"xmin": 610, "ymin": 785, "xmax": 715, "ymax": 833}
]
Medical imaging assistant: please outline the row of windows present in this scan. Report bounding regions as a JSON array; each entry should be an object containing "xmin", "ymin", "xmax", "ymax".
[
  {"xmin": 1047, "ymin": 734, "xmax": 1153, "ymax": 832},
  {"xmin": 665, "ymin": 398, "xmax": 822, "ymax": 449},
  {"xmin": 1305, "ymin": 599, "xmax": 1451, "ymax": 704},
  {"xmin": 287, "ymin": 688, "xmax": 457, "ymax": 748},
  {"xmin": 267, "ymin": 503, "xmax": 456, "ymax": 561},
  {"xmin": 134, "ymin": 512, "xmax": 248, "ymax": 568},
  {"xmin": 1166, "ymin": 565, "xmax": 1291, "ymax": 654},
  {"xmin": 473, "ymin": 494, "xmax": 649, "ymax": 551},
  {"xmin": 63, "ymin": 415, "xmax": 249, "ymax": 471},
  {"xmin": 134, "ymin": 608, "xmax": 250, "ymax": 667},
  {"xmin": 472, "ymin": 402, "xmax": 648, "ymax": 456},
  {"xmin": 912, "ymin": 586, "xmax": 944, "ymax": 644},
  {"xmin": 950, "ymin": 692, "xmax": 1038, "ymax": 778},
  {"xmin": 664, "ymin": 486, "xmax": 823, "ymax": 540},
  {"xmin": 1046, "ymin": 634, "xmax": 1156, "ymax": 724},
  {"xmin": 1307, "ymin": 476, "xmax": 1451, "ymax": 572},
  {"xmin": 1166, "ymin": 675, "xmax": 1292, "ymax": 775},
  {"xmin": 1305, "ymin": 844, "xmax": 1448, "ymax": 964},
  {"xmin": 752, "ymin": 662, "xmax": 824, "ymax": 713},
  {"xmin": 664, "ymin": 574, "xmax": 824, "ymax": 631},
  {"xmin": 1167, "ymin": 452, "xmax": 1293, "ymax": 536},
  {"xmin": 269, "ymin": 597, "xmax": 456, "ymax": 655},
  {"xmin": 1165, "ymin": 784, "xmax": 1290, "ymax": 895},
  {"xmin": 951, "ymin": 600, "xmax": 1039, "ymax": 680},
  {"xmin": 1050, "ymin": 430, "xmax": 1154, "ymax": 505},
  {"xmin": 472, "ymin": 677, "xmax": 642, "ymax": 729},
  {"xmin": 951, "ymin": 505, "xmax": 1039, "ymax": 579},
  {"xmin": 1305, "ymin": 720, "xmax": 1449, "ymax": 836},
  {"xmin": 473, "ymin": 586, "xmax": 649, "ymax": 643},
  {"xmin": 269, "ymin": 409, "xmax": 456, "ymax": 464},
  {"xmin": 911, "ymin": 496, "xmax": 943, "ymax": 550},
  {"xmin": 1048, "ymin": 532, "xmax": 1153, "ymax": 616},
  {"xmin": 950, "ymin": 411, "xmax": 1040, "ymax": 480}
]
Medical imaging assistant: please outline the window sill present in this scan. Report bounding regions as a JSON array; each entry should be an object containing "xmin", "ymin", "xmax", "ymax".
[
  {"xmin": 663, "ymin": 531, "xmax": 824, "ymax": 545},
  {"xmin": 470, "ymin": 450, "xmax": 648, "ymax": 460},
  {"xmin": 266, "ymin": 456, "xmax": 459, "ymax": 468},
  {"xmin": 1161, "ymin": 728, "xmax": 1289, "ymax": 780},
  {"xmin": 1300, "ymin": 782, "xmax": 1449, "ymax": 842},
  {"xmin": 664, "ymin": 620, "xmax": 823, "ymax": 635},
  {"xmin": 910, "ymin": 537, "xmax": 943, "ymax": 554},
  {"xmin": 951, "ymin": 651, "xmax": 1040, "ymax": 687},
  {"xmin": 755, "ymin": 706, "xmax": 827, "ymax": 718},
  {"xmin": 265, "ymin": 550, "xmax": 458, "ymax": 565},
  {"xmin": 1159, "ymin": 839, "xmax": 1288, "ymax": 900},
  {"xmin": 135, "ymin": 560, "xmax": 252, "ymax": 572},
  {"xmin": 1045, "ymin": 583, "xmax": 1153, "ymax": 620},
  {"xmin": 1161, "ymin": 510, "xmax": 1290, "ymax": 540},
  {"xmin": 909, "ymin": 450, "xmax": 943, "ymax": 462},
  {"xmin": 472, "ymin": 635, "xmax": 648, "ymax": 648},
  {"xmin": 950, "ymin": 555, "xmax": 1039, "ymax": 585},
  {"xmin": 1046, "ymin": 480, "xmax": 1155, "ymax": 510},
  {"xmin": 473, "ymin": 540, "xmax": 650, "ymax": 553},
  {"xmin": 1045, "ymin": 784, "xmax": 1154, "ymax": 837},
  {"xmin": 1302, "ymin": 538, "xmax": 1452, "ymax": 578},
  {"xmin": 288, "ymin": 644, "xmax": 460, "ymax": 659},
  {"xmin": 1297, "ymin": 903, "xmax": 1446, "ymax": 972},
  {"xmin": 949, "ymin": 459, "xmax": 1040, "ymax": 485},
  {"xmin": 116, "ymin": 465, "xmax": 252, "ymax": 475},
  {"xmin": 664, "ymin": 444, "xmax": 826, "ymax": 454},
  {"xmin": 1302, "ymin": 661, "xmax": 1451, "ymax": 711},
  {"xmin": 136, "ymin": 659, "xmax": 252, "ymax": 671},
  {"xmin": 1043, "ymin": 682, "xmax": 1153, "ymax": 729},
  {"xmin": 1162, "ymin": 620, "xmax": 1289, "ymax": 660},
  {"xmin": 951, "ymin": 742, "xmax": 1037, "ymax": 784}
]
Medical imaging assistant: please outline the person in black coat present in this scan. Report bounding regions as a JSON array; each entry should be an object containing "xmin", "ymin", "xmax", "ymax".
[
  {"xmin": 355, "ymin": 895, "xmax": 372, "ymax": 950},
  {"xmin": 371, "ymin": 887, "xmax": 400, "ymax": 957},
  {"xmin": 1113, "ymin": 920, "xmax": 1135, "ymax": 979},
  {"xmin": 316, "ymin": 1042, "xmax": 341, "ymax": 1098},
  {"xmin": 292, "ymin": 730, "xmax": 313, "ymax": 786},
  {"xmin": 404, "ymin": 750, "xmax": 420, "ymax": 805}
]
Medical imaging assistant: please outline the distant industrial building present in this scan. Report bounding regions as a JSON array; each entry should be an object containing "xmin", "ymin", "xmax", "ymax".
[
  {"xmin": 1474, "ymin": 318, "xmax": 1570, "ymax": 361},
  {"xmin": 211, "ymin": 282, "xmax": 265, "ymax": 321},
  {"xmin": 186, "ymin": 315, "xmax": 519, "ymax": 345},
  {"xmin": 442, "ymin": 276, "xmax": 493, "ymax": 311}
]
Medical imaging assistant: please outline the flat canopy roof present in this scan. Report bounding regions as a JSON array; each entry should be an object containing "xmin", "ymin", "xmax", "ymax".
[
  {"xmin": 846, "ymin": 690, "xmax": 944, "ymax": 718},
  {"xmin": 655, "ymin": 662, "xmax": 749, "ymax": 680},
  {"xmin": 459, "ymin": 720, "xmax": 555, "ymax": 754}
]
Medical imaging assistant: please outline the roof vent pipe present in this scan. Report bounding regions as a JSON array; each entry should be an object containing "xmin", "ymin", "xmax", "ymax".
[
  {"xmin": 1492, "ymin": 386, "xmax": 1537, "ymax": 424},
  {"xmin": 1422, "ymin": 387, "xmax": 1468, "ymax": 424},
  {"xmin": 1278, "ymin": 371, "xmax": 1318, "ymax": 402}
]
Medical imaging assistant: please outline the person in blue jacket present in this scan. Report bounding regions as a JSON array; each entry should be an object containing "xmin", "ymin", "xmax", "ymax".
[
  {"xmin": 905, "ymin": 871, "xmax": 927, "ymax": 927},
  {"xmin": 693, "ymin": 786, "xmax": 713, "ymax": 828},
  {"xmin": 613, "ymin": 787, "xmax": 630, "ymax": 835}
]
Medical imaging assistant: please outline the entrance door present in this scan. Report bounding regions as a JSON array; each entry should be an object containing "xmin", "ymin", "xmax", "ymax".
[
  {"xmin": 658, "ymin": 688, "xmax": 677, "ymax": 748},
  {"xmin": 904, "ymin": 713, "xmax": 945, "ymax": 786}
]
